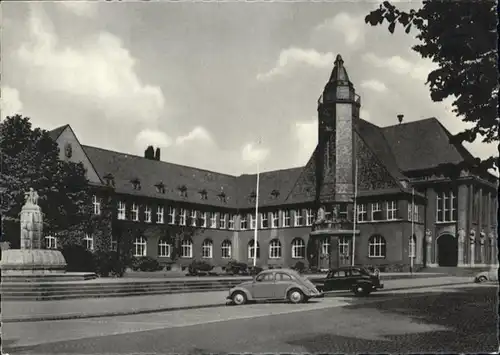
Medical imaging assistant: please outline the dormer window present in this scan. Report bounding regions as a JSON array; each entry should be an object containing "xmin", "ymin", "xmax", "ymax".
[
  {"xmin": 270, "ymin": 189, "xmax": 280, "ymax": 199},
  {"xmin": 177, "ymin": 185, "xmax": 188, "ymax": 198},
  {"xmin": 218, "ymin": 191, "xmax": 227, "ymax": 203},
  {"xmin": 131, "ymin": 178, "xmax": 141, "ymax": 190},
  {"xmin": 400, "ymin": 179, "xmax": 409, "ymax": 188},
  {"xmin": 199, "ymin": 189, "xmax": 208, "ymax": 200},
  {"xmin": 155, "ymin": 182, "xmax": 166, "ymax": 194},
  {"xmin": 103, "ymin": 173, "xmax": 115, "ymax": 187}
]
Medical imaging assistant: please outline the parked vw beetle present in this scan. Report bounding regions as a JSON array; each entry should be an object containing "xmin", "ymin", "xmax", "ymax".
[
  {"xmin": 227, "ymin": 268, "xmax": 323, "ymax": 305},
  {"xmin": 474, "ymin": 267, "xmax": 499, "ymax": 283}
]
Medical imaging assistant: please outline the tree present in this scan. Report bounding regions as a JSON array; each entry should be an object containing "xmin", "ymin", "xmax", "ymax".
[
  {"xmin": 0, "ymin": 115, "xmax": 93, "ymax": 247},
  {"xmin": 144, "ymin": 145, "xmax": 155, "ymax": 160},
  {"xmin": 365, "ymin": 1, "xmax": 498, "ymax": 171}
]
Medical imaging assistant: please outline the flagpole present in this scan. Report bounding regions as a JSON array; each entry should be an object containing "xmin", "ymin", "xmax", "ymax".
[
  {"xmin": 253, "ymin": 138, "xmax": 261, "ymax": 267},
  {"xmin": 410, "ymin": 187, "xmax": 415, "ymax": 274},
  {"xmin": 351, "ymin": 159, "xmax": 358, "ymax": 266}
]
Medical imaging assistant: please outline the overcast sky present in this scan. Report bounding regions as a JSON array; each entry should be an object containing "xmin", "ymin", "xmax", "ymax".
[{"xmin": 2, "ymin": 1, "xmax": 496, "ymax": 176}]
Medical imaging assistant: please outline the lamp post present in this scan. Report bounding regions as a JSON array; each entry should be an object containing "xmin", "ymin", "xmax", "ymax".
[{"xmin": 410, "ymin": 188, "xmax": 415, "ymax": 275}]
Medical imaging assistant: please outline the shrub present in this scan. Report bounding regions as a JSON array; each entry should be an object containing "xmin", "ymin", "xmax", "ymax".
[
  {"xmin": 225, "ymin": 260, "xmax": 248, "ymax": 275},
  {"xmin": 93, "ymin": 251, "xmax": 127, "ymax": 277},
  {"xmin": 132, "ymin": 256, "xmax": 162, "ymax": 272},
  {"xmin": 248, "ymin": 265, "xmax": 263, "ymax": 275},
  {"xmin": 188, "ymin": 260, "xmax": 213, "ymax": 275},
  {"xmin": 292, "ymin": 261, "xmax": 306, "ymax": 273},
  {"xmin": 60, "ymin": 244, "xmax": 95, "ymax": 272}
]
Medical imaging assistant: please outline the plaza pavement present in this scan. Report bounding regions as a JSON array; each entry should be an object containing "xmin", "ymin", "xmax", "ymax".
[{"xmin": 1, "ymin": 275, "xmax": 474, "ymax": 323}]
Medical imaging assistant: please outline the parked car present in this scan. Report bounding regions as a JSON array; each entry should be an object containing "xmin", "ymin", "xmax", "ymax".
[
  {"xmin": 227, "ymin": 268, "xmax": 323, "ymax": 305},
  {"xmin": 474, "ymin": 267, "xmax": 499, "ymax": 283},
  {"xmin": 312, "ymin": 266, "xmax": 384, "ymax": 296}
]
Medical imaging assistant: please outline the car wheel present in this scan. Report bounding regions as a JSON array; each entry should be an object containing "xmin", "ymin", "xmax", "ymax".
[
  {"xmin": 232, "ymin": 291, "xmax": 247, "ymax": 305},
  {"xmin": 353, "ymin": 285, "xmax": 368, "ymax": 297},
  {"xmin": 477, "ymin": 275, "xmax": 488, "ymax": 283},
  {"xmin": 288, "ymin": 289, "xmax": 304, "ymax": 304}
]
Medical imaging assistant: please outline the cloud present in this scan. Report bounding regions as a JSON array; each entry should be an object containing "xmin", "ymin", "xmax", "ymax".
[
  {"xmin": 293, "ymin": 119, "xmax": 317, "ymax": 165},
  {"xmin": 257, "ymin": 48, "xmax": 334, "ymax": 81},
  {"xmin": 1, "ymin": 86, "xmax": 23, "ymax": 120},
  {"xmin": 363, "ymin": 52, "xmax": 437, "ymax": 81},
  {"xmin": 360, "ymin": 79, "xmax": 388, "ymax": 93},
  {"xmin": 135, "ymin": 129, "xmax": 172, "ymax": 151},
  {"xmin": 60, "ymin": 1, "xmax": 98, "ymax": 18},
  {"xmin": 16, "ymin": 6, "xmax": 165, "ymax": 124},
  {"xmin": 314, "ymin": 13, "xmax": 365, "ymax": 47},
  {"xmin": 241, "ymin": 142, "xmax": 270, "ymax": 164},
  {"xmin": 175, "ymin": 126, "xmax": 213, "ymax": 145}
]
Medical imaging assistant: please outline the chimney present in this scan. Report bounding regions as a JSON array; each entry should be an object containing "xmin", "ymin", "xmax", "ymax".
[
  {"xmin": 144, "ymin": 145, "xmax": 155, "ymax": 160},
  {"xmin": 155, "ymin": 148, "xmax": 161, "ymax": 161},
  {"xmin": 397, "ymin": 114, "xmax": 404, "ymax": 124}
]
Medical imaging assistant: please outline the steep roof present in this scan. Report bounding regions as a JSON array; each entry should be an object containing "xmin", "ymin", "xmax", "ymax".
[
  {"xmin": 47, "ymin": 125, "xmax": 69, "ymax": 141},
  {"xmin": 382, "ymin": 117, "xmax": 475, "ymax": 172}
]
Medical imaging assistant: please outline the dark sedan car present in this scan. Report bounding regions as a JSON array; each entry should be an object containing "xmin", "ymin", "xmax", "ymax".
[{"xmin": 312, "ymin": 266, "xmax": 384, "ymax": 296}]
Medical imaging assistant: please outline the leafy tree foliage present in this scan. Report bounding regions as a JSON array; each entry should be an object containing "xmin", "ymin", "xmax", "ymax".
[
  {"xmin": 0, "ymin": 115, "xmax": 93, "ymax": 247},
  {"xmin": 365, "ymin": 1, "xmax": 498, "ymax": 171}
]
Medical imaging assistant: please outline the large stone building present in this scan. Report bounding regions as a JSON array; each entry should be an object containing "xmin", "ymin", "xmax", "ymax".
[{"xmin": 47, "ymin": 55, "xmax": 498, "ymax": 270}]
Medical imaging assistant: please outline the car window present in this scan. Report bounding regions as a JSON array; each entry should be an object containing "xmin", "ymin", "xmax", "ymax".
[
  {"xmin": 335, "ymin": 270, "xmax": 346, "ymax": 277},
  {"xmin": 350, "ymin": 269, "xmax": 362, "ymax": 276},
  {"xmin": 277, "ymin": 273, "xmax": 292, "ymax": 281},
  {"xmin": 256, "ymin": 273, "xmax": 274, "ymax": 282}
]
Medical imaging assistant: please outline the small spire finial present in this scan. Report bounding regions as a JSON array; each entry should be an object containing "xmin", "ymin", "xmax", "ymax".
[{"xmin": 335, "ymin": 54, "xmax": 343, "ymax": 65}]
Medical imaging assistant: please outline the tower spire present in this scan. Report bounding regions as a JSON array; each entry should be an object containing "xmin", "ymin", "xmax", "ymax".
[{"xmin": 329, "ymin": 54, "xmax": 350, "ymax": 84}]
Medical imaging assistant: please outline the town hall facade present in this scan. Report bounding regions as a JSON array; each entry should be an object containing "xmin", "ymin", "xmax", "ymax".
[{"xmin": 46, "ymin": 55, "xmax": 498, "ymax": 271}]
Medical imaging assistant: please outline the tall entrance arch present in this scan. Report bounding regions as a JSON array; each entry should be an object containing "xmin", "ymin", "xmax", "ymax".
[{"xmin": 437, "ymin": 234, "xmax": 458, "ymax": 267}]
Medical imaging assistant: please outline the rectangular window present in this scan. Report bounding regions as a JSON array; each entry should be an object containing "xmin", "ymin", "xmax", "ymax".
[
  {"xmin": 191, "ymin": 210, "xmax": 198, "ymax": 227},
  {"xmin": 371, "ymin": 203, "xmax": 382, "ymax": 221},
  {"xmin": 117, "ymin": 201, "xmax": 126, "ymax": 220},
  {"xmin": 168, "ymin": 206, "xmax": 175, "ymax": 224},
  {"xmin": 294, "ymin": 210, "xmax": 303, "ymax": 227},
  {"xmin": 179, "ymin": 208, "xmax": 186, "ymax": 226},
  {"xmin": 220, "ymin": 213, "xmax": 227, "ymax": 229},
  {"xmin": 240, "ymin": 215, "xmax": 248, "ymax": 230},
  {"xmin": 92, "ymin": 195, "xmax": 101, "ymax": 215},
  {"xmin": 306, "ymin": 209, "xmax": 315, "ymax": 226},
  {"xmin": 283, "ymin": 210, "xmax": 291, "ymax": 227},
  {"xmin": 271, "ymin": 211, "xmax": 279, "ymax": 228},
  {"xmin": 131, "ymin": 203, "xmax": 139, "ymax": 222},
  {"xmin": 83, "ymin": 234, "xmax": 94, "ymax": 251},
  {"xmin": 144, "ymin": 206, "xmax": 152, "ymax": 223},
  {"xmin": 338, "ymin": 204, "xmax": 348, "ymax": 220},
  {"xmin": 250, "ymin": 214, "xmax": 256, "ymax": 229},
  {"xmin": 156, "ymin": 206, "xmax": 164, "ymax": 224},
  {"xmin": 386, "ymin": 201, "xmax": 397, "ymax": 220},
  {"xmin": 261, "ymin": 212, "xmax": 269, "ymax": 228},
  {"xmin": 357, "ymin": 204, "xmax": 366, "ymax": 222},
  {"xmin": 210, "ymin": 212, "xmax": 217, "ymax": 228},
  {"xmin": 436, "ymin": 190, "xmax": 457, "ymax": 222},
  {"xmin": 200, "ymin": 211, "xmax": 207, "ymax": 227},
  {"xmin": 413, "ymin": 205, "xmax": 419, "ymax": 223},
  {"xmin": 228, "ymin": 214, "xmax": 235, "ymax": 230}
]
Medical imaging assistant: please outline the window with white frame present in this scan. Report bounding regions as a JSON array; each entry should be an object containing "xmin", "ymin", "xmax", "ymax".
[
  {"xmin": 192, "ymin": 210, "xmax": 199, "ymax": 227},
  {"xmin": 271, "ymin": 211, "xmax": 279, "ymax": 228},
  {"xmin": 357, "ymin": 204, "xmax": 367, "ymax": 222},
  {"xmin": 200, "ymin": 211, "xmax": 207, "ymax": 227},
  {"xmin": 83, "ymin": 234, "xmax": 94, "ymax": 251},
  {"xmin": 201, "ymin": 239, "xmax": 213, "ymax": 258},
  {"xmin": 339, "ymin": 236, "xmax": 350, "ymax": 259},
  {"xmin": 134, "ymin": 236, "xmax": 147, "ymax": 257},
  {"xmin": 168, "ymin": 206, "xmax": 176, "ymax": 224},
  {"xmin": 368, "ymin": 235, "xmax": 386, "ymax": 258},
  {"xmin": 221, "ymin": 240, "xmax": 232, "ymax": 258},
  {"xmin": 371, "ymin": 203, "xmax": 382, "ymax": 221},
  {"xmin": 228, "ymin": 214, "xmax": 235, "ymax": 230},
  {"xmin": 250, "ymin": 214, "xmax": 256, "ymax": 229},
  {"xmin": 240, "ymin": 215, "xmax": 248, "ymax": 230},
  {"xmin": 156, "ymin": 206, "xmax": 164, "ymax": 224},
  {"xmin": 409, "ymin": 235, "xmax": 416, "ymax": 258},
  {"xmin": 92, "ymin": 195, "xmax": 101, "ymax": 215},
  {"xmin": 179, "ymin": 208, "xmax": 187, "ymax": 226},
  {"xmin": 210, "ymin": 212, "xmax": 217, "ymax": 228},
  {"xmin": 158, "ymin": 239, "xmax": 171, "ymax": 257},
  {"xmin": 181, "ymin": 239, "xmax": 193, "ymax": 258},
  {"xmin": 294, "ymin": 210, "xmax": 303, "ymax": 226},
  {"xmin": 291, "ymin": 238, "xmax": 305, "ymax": 258},
  {"xmin": 269, "ymin": 239, "xmax": 282, "ymax": 259},
  {"xmin": 436, "ymin": 190, "xmax": 457, "ymax": 222},
  {"xmin": 144, "ymin": 206, "xmax": 152, "ymax": 223},
  {"xmin": 131, "ymin": 203, "xmax": 139, "ymax": 221},
  {"xmin": 45, "ymin": 235, "xmax": 57, "ymax": 249},
  {"xmin": 338, "ymin": 204, "xmax": 348, "ymax": 220},
  {"xmin": 282, "ymin": 210, "xmax": 291, "ymax": 227},
  {"xmin": 111, "ymin": 235, "xmax": 118, "ymax": 251},
  {"xmin": 248, "ymin": 240, "xmax": 260, "ymax": 259},
  {"xmin": 261, "ymin": 212, "xmax": 269, "ymax": 228},
  {"xmin": 408, "ymin": 203, "xmax": 419, "ymax": 222},
  {"xmin": 306, "ymin": 209, "xmax": 315, "ymax": 226},
  {"xmin": 321, "ymin": 239, "xmax": 330, "ymax": 255},
  {"xmin": 219, "ymin": 213, "xmax": 227, "ymax": 229},
  {"xmin": 117, "ymin": 201, "xmax": 126, "ymax": 220},
  {"xmin": 386, "ymin": 201, "xmax": 397, "ymax": 220}
]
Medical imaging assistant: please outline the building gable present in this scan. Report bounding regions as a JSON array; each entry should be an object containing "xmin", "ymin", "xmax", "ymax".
[{"xmin": 284, "ymin": 147, "xmax": 318, "ymax": 204}]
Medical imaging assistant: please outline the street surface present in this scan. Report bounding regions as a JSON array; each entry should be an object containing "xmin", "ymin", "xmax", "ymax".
[{"xmin": 3, "ymin": 284, "xmax": 498, "ymax": 354}]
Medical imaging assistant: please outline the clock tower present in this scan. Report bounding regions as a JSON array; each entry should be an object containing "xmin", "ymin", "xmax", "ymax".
[{"xmin": 316, "ymin": 54, "xmax": 360, "ymax": 203}]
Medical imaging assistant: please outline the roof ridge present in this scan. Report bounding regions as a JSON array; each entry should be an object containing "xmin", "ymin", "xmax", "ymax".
[{"xmin": 382, "ymin": 117, "xmax": 435, "ymax": 129}]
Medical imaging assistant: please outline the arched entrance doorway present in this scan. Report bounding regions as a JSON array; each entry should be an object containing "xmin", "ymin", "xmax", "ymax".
[{"xmin": 437, "ymin": 234, "xmax": 458, "ymax": 267}]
